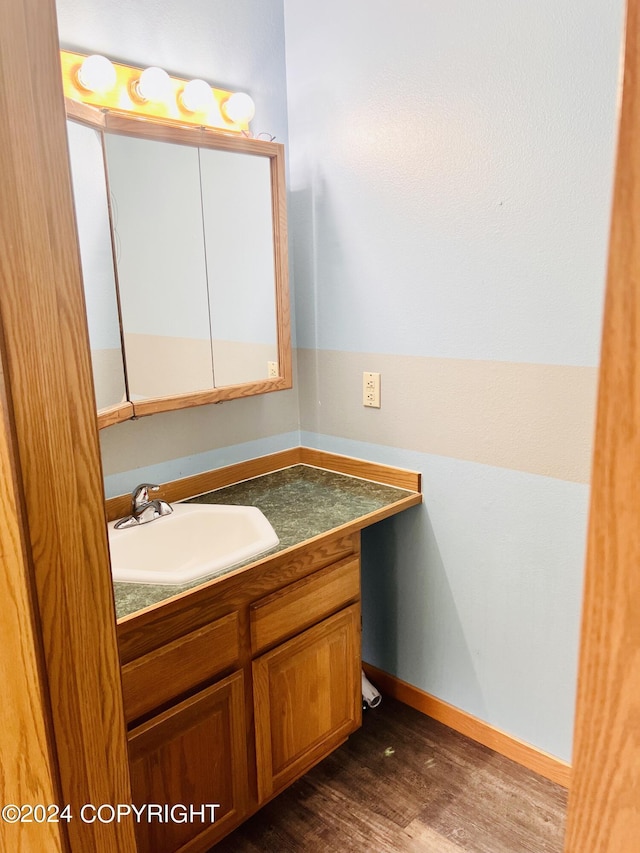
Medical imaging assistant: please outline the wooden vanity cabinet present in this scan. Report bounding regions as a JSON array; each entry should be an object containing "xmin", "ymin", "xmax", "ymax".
[
  {"xmin": 123, "ymin": 609, "xmax": 249, "ymax": 853},
  {"xmin": 128, "ymin": 671, "xmax": 248, "ymax": 853},
  {"xmin": 249, "ymin": 554, "xmax": 362, "ymax": 802},
  {"xmin": 253, "ymin": 604, "xmax": 361, "ymax": 802},
  {"xmin": 118, "ymin": 533, "xmax": 362, "ymax": 852}
]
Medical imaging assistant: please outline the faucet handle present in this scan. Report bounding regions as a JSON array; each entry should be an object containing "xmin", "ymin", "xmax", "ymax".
[{"xmin": 131, "ymin": 482, "xmax": 160, "ymax": 510}]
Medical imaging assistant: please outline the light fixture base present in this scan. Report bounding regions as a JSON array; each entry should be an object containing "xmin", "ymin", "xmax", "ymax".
[{"xmin": 60, "ymin": 50, "xmax": 252, "ymax": 133}]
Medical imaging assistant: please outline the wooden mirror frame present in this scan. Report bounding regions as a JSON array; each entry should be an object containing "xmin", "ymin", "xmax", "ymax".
[{"xmin": 66, "ymin": 99, "xmax": 292, "ymax": 429}]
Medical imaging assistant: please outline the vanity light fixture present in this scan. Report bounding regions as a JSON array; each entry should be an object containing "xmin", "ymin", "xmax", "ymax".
[
  {"xmin": 76, "ymin": 54, "xmax": 116, "ymax": 94},
  {"xmin": 60, "ymin": 49, "xmax": 254, "ymax": 133},
  {"xmin": 133, "ymin": 66, "xmax": 173, "ymax": 104},
  {"xmin": 221, "ymin": 92, "xmax": 256, "ymax": 124},
  {"xmin": 180, "ymin": 78, "xmax": 216, "ymax": 113}
]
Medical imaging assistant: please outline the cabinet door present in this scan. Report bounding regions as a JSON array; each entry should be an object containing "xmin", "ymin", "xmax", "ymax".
[
  {"xmin": 128, "ymin": 671, "xmax": 248, "ymax": 853},
  {"xmin": 253, "ymin": 604, "xmax": 361, "ymax": 802}
]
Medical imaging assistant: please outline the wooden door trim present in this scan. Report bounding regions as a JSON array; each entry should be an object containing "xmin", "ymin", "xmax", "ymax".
[
  {"xmin": 0, "ymin": 361, "xmax": 66, "ymax": 851},
  {"xmin": 564, "ymin": 2, "xmax": 640, "ymax": 849},
  {"xmin": 0, "ymin": 2, "xmax": 135, "ymax": 849}
]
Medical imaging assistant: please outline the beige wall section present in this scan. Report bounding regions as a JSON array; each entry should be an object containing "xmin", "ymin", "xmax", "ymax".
[
  {"xmin": 124, "ymin": 334, "xmax": 280, "ymax": 398},
  {"xmin": 213, "ymin": 339, "xmax": 279, "ymax": 386},
  {"xmin": 91, "ymin": 347, "xmax": 126, "ymax": 410},
  {"xmin": 100, "ymin": 380, "xmax": 299, "ymax": 477},
  {"xmin": 298, "ymin": 349, "xmax": 597, "ymax": 483},
  {"xmin": 124, "ymin": 332, "xmax": 214, "ymax": 399}
]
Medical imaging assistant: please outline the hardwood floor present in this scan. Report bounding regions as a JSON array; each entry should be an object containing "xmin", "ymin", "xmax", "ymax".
[{"xmin": 214, "ymin": 696, "xmax": 567, "ymax": 852}]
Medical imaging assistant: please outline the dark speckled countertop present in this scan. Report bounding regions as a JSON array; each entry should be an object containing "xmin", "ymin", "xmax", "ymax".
[{"xmin": 113, "ymin": 464, "xmax": 417, "ymax": 620}]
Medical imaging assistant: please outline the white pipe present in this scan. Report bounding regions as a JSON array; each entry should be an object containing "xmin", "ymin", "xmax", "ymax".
[{"xmin": 361, "ymin": 671, "xmax": 382, "ymax": 708}]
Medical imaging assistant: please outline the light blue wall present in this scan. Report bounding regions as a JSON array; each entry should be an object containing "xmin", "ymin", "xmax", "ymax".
[
  {"xmin": 285, "ymin": 0, "xmax": 623, "ymax": 364},
  {"xmin": 286, "ymin": 0, "xmax": 624, "ymax": 762},
  {"xmin": 304, "ymin": 433, "xmax": 588, "ymax": 760},
  {"xmin": 285, "ymin": 0, "xmax": 620, "ymax": 366}
]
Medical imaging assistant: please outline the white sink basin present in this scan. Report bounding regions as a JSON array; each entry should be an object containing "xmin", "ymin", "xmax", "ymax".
[{"xmin": 108, "ymin": 503, "xmax": 279, "ymax": 585}]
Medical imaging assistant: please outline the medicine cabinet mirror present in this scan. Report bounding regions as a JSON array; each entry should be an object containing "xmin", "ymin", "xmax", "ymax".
[{"xmin": 66, "ymin": 100, "xmax": 291, "ymax": 429}]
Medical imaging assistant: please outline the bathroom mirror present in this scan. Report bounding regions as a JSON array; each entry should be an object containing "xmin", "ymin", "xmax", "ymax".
[
  {"xmin": 66, "ymin": 117, "xmax": 133, "ymax": 426},
  {"xmin": 65, "ymin": 101, "xmax": 291, "ymax": 427}
]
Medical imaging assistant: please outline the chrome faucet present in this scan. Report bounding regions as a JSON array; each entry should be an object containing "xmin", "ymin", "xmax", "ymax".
[{"xmin": 114, "ymin": 483, "xmax": 173, "ymax": 529}]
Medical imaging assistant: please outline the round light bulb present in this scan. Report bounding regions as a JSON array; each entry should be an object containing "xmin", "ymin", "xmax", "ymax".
[
  {"xmin": 135, "ymin": 66, "xmax": 172, "ymax": 103},
  {"xmin": 76, "ymin": 54, "xmax": 117, "ymax": 94},
  {"xmin": 180, "ymin": 78, "xmax": 215, "ymax": 113},
  {"xmin": 222, "ymin": 92, "xmax": 255, "ymax": 124}
]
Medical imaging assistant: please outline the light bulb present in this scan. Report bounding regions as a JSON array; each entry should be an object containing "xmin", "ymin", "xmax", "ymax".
[
  {"xmin": 76, "ymin": 54, "xmax": 116, "ymax": 94},
  {"xmin": 135, "ymin": 66, "xmax": 172, "ymax": 103},
  {"xmin": 180, "ymin": 79, "xmax": 215, "ymax": 113},
  {"xmin": 222, "ymin": 92, "xmax": 255, "ymax": 124}
]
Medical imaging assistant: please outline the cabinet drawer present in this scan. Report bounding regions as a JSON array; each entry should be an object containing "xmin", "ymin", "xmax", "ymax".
[
  {"xmin": 250, "ymin": 556, "xmax": 359, "ymax": 655},
  {"xmin": 121, "ymin": 611, "xmax": 239, "ymax": 723}
]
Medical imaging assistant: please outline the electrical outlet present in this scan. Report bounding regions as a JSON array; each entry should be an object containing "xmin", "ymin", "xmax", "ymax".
[
  {"xmin": 268, "ymin": 361, "xmax": 279, "ymax": 378},
  {"xmin": 363, "ymin": 371, "xmax": 381, "ymax": 408}
]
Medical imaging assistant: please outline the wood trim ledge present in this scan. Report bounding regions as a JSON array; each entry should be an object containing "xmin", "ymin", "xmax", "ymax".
[{"xmin": 105, "ymin": 447, "xmax": 421, "ymax": 522}]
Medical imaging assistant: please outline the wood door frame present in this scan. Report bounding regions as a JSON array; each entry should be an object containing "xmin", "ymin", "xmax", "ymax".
[
  {"xmin": 0, "ymin": 1, "xmax": 135, "ymax": 850},
  {"xmin": 564, "ymin": 2, "xmax": 640, "ymax": 850},
  {"xmin": 0, "ymin": 345, "xmax": 67, "ymax": 852}
]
